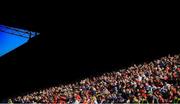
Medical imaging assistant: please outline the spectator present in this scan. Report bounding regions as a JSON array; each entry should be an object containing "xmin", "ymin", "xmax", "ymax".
[{"xmin": 10, "ymin": 54, "xmax": 180, "ymax": 103}]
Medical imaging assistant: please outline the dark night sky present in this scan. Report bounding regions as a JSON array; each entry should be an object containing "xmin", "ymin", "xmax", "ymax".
[{"xmin": 0, "ymin": 10, "xmax": 179, "ymax": 101}]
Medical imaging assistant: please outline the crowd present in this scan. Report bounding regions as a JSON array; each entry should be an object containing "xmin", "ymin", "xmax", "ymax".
[{"xmin": 10, "ymin": 54, "xmax": 180, "ymax": 103}]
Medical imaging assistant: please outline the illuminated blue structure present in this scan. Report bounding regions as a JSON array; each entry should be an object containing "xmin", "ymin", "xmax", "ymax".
[{"xmin": 0, "ymin": 25, "xmax": 39, "ymax": 57}]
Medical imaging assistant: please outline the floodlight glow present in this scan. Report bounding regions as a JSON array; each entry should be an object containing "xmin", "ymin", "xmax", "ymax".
[{"xmin": 0, "ymin": 25, "xmax": 39, "ymax": 57}]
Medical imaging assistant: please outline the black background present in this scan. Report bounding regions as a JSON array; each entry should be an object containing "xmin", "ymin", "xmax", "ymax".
[{"xmin": 0, "ymin": 6, "xmax": 179, "ymax": 101}]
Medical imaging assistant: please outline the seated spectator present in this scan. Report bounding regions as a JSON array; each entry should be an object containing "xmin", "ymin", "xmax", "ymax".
[{"xmin": 10, "ymin": 54, "xmax": 180, "ymax": 103}]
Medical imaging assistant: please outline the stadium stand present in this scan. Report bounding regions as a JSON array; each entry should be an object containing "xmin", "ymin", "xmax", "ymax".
[{"xmin": 10, "ymin": 54, "xmax": 180, "ymax": 103}]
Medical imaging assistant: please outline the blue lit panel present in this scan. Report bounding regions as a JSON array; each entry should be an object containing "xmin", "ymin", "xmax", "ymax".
[{"xmin": 0, "ymin": 25, "xmax": 39, "ymax": 57}]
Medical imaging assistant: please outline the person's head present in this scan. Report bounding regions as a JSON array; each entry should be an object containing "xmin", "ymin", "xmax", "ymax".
[
  {"xmin": 177, "ymin": 90, "xmax": 180, "ymax": 97},
  {"xmin": 169, "ymin": 91, "xmax": 173, "ymax": 96},
  {"xmin": 73, "ymin": 93, "xmax": 77, "ymax": 97}
]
